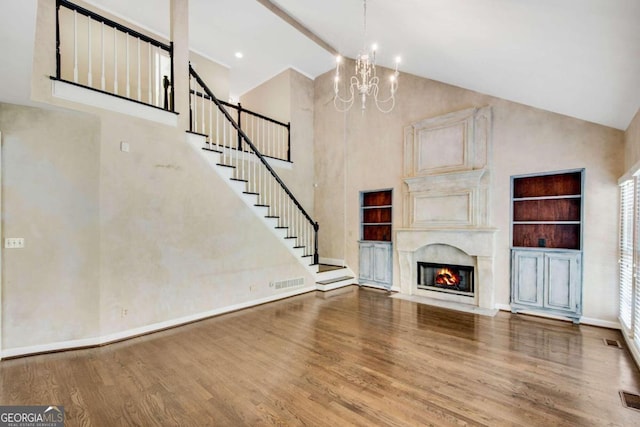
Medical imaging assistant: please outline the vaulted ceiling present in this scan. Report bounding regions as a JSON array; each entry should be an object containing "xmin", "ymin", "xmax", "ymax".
[{"xmin": 1, "ymin": 0, "xmax": 638, "ymax": 130}]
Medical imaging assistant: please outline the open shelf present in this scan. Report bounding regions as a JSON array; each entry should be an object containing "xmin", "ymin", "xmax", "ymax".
[
  {"xmin": 511, "ymin": 170, "xmax": 583, "ymax": 250},
  {"xmin": 361, "ymin": 190, "xmax": 392, "ymax": 242}
]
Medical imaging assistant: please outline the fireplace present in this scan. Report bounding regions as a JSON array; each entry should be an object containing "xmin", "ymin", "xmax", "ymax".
[
  {"xmin": 417, "ymin": 262, "xmax": 474, "ymax": 297},
  {"xmin": 397, "ymin": 106, "xmax": 496, "ymax": 311}
]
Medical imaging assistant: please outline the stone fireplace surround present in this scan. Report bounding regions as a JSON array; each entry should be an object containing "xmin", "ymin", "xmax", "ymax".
[
  {"xmin": 396, "ymin": 106, "xmax": 497, "ymax": 313},
  {"xmin": 396, "ymin": 228, "xmax": 496, "ymax": 310}
]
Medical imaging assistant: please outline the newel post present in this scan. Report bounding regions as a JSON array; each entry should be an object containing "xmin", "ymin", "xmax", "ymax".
[{"xmin": 237, "ymin": 103, "xmax": 243, "ymax": 151}]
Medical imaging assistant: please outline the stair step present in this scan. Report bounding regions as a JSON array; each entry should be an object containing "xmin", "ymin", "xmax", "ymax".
[
  {"xmin": 265, "ymin": 215, "xmax": 279, "ymax": 218},
  {"xmin": 316, "ymin": 276, "xmax": 355, "ymax": 285},
  {"xmin": 284, "ymin": 236, "xmax": 297, "ymax": 239},
  {"xmin": 255, "ymin": 204, "xmax": 269, "ymax": 208},
  {"xmin": 293, "ymin": 246, "xmax": 305, "ymax": 249},
  {"xmin": 202, "ymin": 147, "xmax": 223, "ymax": 154},
  {"xmin": 318, "ymin": 264, "xmax": 345, "ymax": 273},
  {"xmin": 230, "ymin": 178, "xmax": 248, "ymax": 183},
  {"xmin": 216, "ymin": 163, "xmax": 235, "ymax": 169},
  {"xmin": 275, "ymin": 226, "xmax": 288, "ymax": 229},
  {"xmin": 243, "ymin": 191, "xmax": 259, "ymax": 195}
]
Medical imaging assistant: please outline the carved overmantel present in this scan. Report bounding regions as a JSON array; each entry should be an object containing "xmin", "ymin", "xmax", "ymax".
[{"xmin": 403, "ymin": 106, "xmax": 492, "ymax": 229}]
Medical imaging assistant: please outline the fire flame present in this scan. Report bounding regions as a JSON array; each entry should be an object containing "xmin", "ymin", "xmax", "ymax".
[{"xmin": 435, "ymin": 268, "xmax": 461, "ymax": 286}]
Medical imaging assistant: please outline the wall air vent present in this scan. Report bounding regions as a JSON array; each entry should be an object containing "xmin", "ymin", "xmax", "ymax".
[{"xmin": 270, "ymin": 277, "xmax": 305, "ymax": 290}]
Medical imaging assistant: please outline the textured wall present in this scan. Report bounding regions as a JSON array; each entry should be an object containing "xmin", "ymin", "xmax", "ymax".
[
  {"xmin": 624, "ymin": 109, "xmax": 640, "ymax": 172},
  {"xmin": 241, "ymin": 68, "xmax": 315, "ymax": 217},
  {"xmin": 314, "ymin": 63, "xmax": 624, "ymax": 322},
  {"xmin": 0, "ymin": 103, "xmax": 101, "ymax": 348},
  {"xmin": 0, "ymin": 102, "xmax": 315, "ymax": 352},
  {"xmin": 240, "ymin": 69, "xmax": 291, "ymax": 124}
]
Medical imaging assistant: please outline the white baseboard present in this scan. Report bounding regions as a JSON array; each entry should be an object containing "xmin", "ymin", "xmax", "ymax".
[
  {"xmin": 495, "ymin": 302, "xmax": 621, "ymax": 329},
  {"xmin": 580, "ymin": 317, "xmax": 620, "ymax": 330},
  {"xmin": 621, "ymin": 328, "xmax": 640, "ymax": 370},
  {"xmin": 1, "ymin": 285, "xmax": 315, "ymax": 359}
]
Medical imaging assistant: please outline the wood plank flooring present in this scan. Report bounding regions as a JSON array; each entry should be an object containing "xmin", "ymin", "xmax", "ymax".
[{"xmin": 1, "ymin": 286, "xmax": 639, "ymax": 426}]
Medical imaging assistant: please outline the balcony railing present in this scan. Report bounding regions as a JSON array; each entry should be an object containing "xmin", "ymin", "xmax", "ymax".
[
  {"xmin": 55, "ymin": 0, "xmax": 174, "ymax": 112},
  {"xmin": 190, "ymin": 84, "xmax": 291, "ymax": 163}
]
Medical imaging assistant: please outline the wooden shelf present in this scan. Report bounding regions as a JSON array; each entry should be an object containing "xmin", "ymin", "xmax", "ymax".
[
  {"xmin": 513, "ymin": 171, "xmax": 582, "ymax": 198},
  {"xmin": 361, "ymin": 190, "xmax": 392, "ymax": 242},
  {"xmin": 511, "ymin": 170, "xmax": 583, "ymax": 250}
]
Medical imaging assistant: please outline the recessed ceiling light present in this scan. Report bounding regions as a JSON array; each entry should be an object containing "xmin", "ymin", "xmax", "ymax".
[{"xmin": 235, "ymin": 52, "xmax": 243, "ymax": 59}]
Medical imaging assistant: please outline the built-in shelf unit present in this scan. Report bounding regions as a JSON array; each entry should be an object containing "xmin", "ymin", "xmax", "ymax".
[{"xmin": 510, "ymin": 169, "xmax": 584, "ymax": 323}]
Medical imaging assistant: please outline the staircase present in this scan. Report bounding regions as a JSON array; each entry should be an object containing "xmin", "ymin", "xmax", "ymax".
[{"xmin": 187, "ymin": 65, "xmax": 356, "ymax": 290}]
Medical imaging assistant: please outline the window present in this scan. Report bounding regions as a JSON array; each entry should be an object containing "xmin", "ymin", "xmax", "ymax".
[
  {"xmin": 618, "ymin": 173, "xmax": 640, "ymax": 360},
  {"xmin": 619, "ymin": 179, "xmax": 634, "ymax": 331}
]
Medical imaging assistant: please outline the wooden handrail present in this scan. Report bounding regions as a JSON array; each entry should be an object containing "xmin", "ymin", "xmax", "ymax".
[
  {"xmin": 189, "ymin": 65, "xmax": 319, "ymax": 263},
  {"xmin": 57, "ymin": 0, "xmax": 171, "ymax": 51}
]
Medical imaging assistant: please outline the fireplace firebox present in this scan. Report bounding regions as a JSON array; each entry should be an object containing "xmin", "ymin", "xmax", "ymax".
[{"xmin": 417, "ymin": 262, "xmax": 474, "ymax": 296}]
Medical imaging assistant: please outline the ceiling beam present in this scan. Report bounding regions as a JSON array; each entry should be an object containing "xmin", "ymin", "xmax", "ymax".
[{"xmin": 255, "ymin": 0, "xmax": 339, "ymax": 57}]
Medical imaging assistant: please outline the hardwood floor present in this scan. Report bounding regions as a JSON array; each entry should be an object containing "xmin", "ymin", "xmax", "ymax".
[{"xmin": 1, "ymin": 286, "xmax": 639, "ymax": 426}]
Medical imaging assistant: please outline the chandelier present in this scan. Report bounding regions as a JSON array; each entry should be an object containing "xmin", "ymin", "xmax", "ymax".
[{"xmin": 334, "ymin": 0, "xmax": 401, "ymax": 113}]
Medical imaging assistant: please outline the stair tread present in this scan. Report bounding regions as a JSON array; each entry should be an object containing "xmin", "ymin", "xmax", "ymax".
[
  {"xmin": 284, "ymin": 236, "xmax": 297, "ymax": 239},
  {"xmin": 202, "ymin": 147, "xmax": 223, "ymax": 153},
  {"xmin": 275, "ymin": 226, "xmax": 288, "ymax": 229},
  {"xmin": 318, "ymin": 264, "xmax": 346, "ymax": 273},
  {"xmin": 254, "ymin": 204, "xmax": 269, "ymax": 207},
  {"xmin": 243, "ymin": 191, "xmax": 259, "ymax": 195},
  {"xmin": 265, "ymin": 215, "xmax": 279, "ymax": 219},
  {"xmin": 316, "ymin": 276, "xmax": 355, "ymax": 285},
  {"xmin": 216, "ymin": 163, "xmax": 235, "ymax": 169},
  {"xmin": 230, "ymin": 178, "xmax": 248, "ymax": 182}
]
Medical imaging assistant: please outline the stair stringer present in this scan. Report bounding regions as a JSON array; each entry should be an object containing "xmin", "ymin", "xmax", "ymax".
[{"xmin": 186, "ymin": 132, "xmax": 319, "ymax": 277}]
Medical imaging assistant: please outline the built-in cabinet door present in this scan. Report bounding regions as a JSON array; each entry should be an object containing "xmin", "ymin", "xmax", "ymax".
[
  {"xmin": 512, "ymin": 250, "xmax": 544, "ymax": 307},
  {"xmin": 372, "ymin": 243, "xmax": 392, "ymax": 285},
  {"xmin": 359, "ymin": 241, "xmax": 392, "ymax": 288},
  {"xmin": 545, "ymin": 252, "xmax": 580, "ymax": 313},
  {"xmin": 359, "ymin": 243, "xmax": 374, "ymax": 282}
]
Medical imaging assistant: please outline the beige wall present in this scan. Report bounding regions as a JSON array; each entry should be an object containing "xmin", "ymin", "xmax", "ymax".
[
  {"xmin": 624, "ymin": 109, "xmax": 640, "ymax": 171},
  {"xmin": 240, "ymin": 69, "xmax": 291, "ymax": 124},
  {"xmin": 0, "ymin": 102, "xmax": 315, "ymax": 352},
  {"xmin": 190, "ymin": 51, "xmax": 229, "ymax": 101},
  {"xmin": 0, "ymin": 104, "xmax": 101, "ymax": 348},
  {"xmin": 0, "ymin": 0, "xmax": 315, "ymax": 354},
  {"xmin": 314, "ymin": 64, "xmax": 624, "ymax": 322},
  {"xmin": 240, "ymin": 68, "xmax": 315, "ymax": 217}
]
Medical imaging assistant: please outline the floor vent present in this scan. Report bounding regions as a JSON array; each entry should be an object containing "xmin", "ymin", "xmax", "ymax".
[
  {"xmin": 620, "ymin": 391, "xmax": 640, "ymax": 411},
  {"xmin": 603, "ymin": 338, "xmax": 622, "ymax": 348},
  {"xmin": 270, "ymin": 277, "xmax": 305, "ymax": 290}
]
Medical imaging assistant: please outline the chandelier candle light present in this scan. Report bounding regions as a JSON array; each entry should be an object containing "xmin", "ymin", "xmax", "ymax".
[{"xmin": 334, "ymin": 0, "xmax": 401, "ymax": 113}]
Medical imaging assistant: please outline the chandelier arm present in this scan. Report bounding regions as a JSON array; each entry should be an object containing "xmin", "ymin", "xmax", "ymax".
[
  {"xmin": 372, "ymin": 84, "xmax": 397, "ymax": 113},
  {"xmin": 334, "ymin": 77, "xmax": 357, "ymax": 112}
]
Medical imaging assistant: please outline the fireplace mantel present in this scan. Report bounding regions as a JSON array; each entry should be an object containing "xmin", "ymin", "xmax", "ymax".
[
  {"xmin": 397, "ymin": 106, "xmax": 496, "ymax": 312},
  {"xmin": 396, "ymin": 228, "xmax": 497, "ymax": 310},
  {"xmin": 396, "ymin": 228, "xmax": 497, "ymax": 255}
]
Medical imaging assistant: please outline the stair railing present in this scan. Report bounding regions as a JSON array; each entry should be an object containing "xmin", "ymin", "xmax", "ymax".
[
  {"xmin": 55, "ymin": 0, "xmax": 174, "ymax": 112},
  {"xmin": 190, "ymin": 91, "xmax": 291, "ymax": 162},
  {"xmin": 189, "ymin": 65, "xmax": 318, "ymax": 264}
]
